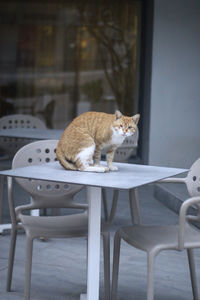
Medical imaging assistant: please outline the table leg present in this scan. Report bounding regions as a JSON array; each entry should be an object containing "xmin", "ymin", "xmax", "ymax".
[
  {"xmin": 82, "ymin": 186, "xmax": 102, "ymax": 300},
  {"xmin": 0, "ymin": 176, "xmax": 4, "ymax": 223}
]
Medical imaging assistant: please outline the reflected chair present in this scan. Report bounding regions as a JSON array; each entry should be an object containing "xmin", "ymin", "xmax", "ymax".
[
  {"xmin": 0, "ymin": 114, "xmax": 47, "ymax": 223},
  {"xmin": 111, "ymin": 158, "xmax": 200, "ymax": 300},
  {"xmin": 6, "ymin": 140, "xmax": 110, "ymax": 300},
  {"xmin": 0, "ymin": 114, "xmax": 46, "ymax": 159},
  {"xmin": 102, "ymin": 128, "xmax": 140, "ymax": 223}
]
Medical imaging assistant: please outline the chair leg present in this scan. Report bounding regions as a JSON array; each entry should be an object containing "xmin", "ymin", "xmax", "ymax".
[
  {"xmin": 108, "ymin": 190, "xmax": 119, "ymax": 223},
  {"xmin": 102, "ymin": 189, "xmax": 119, "ymax": 223},
  {"xmin": 102, "ymin": 188, "xmax": 108, "ymax": 221},
  {"xmin": 147, "ymin": 252, "xmax": 155, "ymax": 300},
  {"xmin": 111, "ymin": 231, "xmax": 121, "ymax": 300},
  {"xmin": 187, "ymin": 248, "xmax": 199, "ymax": 300},
  {"xmin": 102, "ymin": 231, "xmax": 110, "ymax": 300},
  {"xmin": 129, "ymin": 188, "xmax": 142, "ymax": 225},
  {"xmin": 6, "ymin": 227, "xmax": 18, "ymax": 291},
  {"xmin": 24, "ymin": 235, "xmax": 34, "ymax": 300}
]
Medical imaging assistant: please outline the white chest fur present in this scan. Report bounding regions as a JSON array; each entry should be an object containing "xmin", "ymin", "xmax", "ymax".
[
  {"xmin": 111, "ymin": 131, "xmax": 126, "ymax": 146},
  {"xmin": 102, "ymin": 127, "xmax": 126, "ymax": 150}
]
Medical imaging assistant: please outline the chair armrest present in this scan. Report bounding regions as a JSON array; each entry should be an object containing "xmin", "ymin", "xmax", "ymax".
[
  {"xmin": 178, "ymin": 196, "xmax": 200, "ymax": 250},
  {"xmin": 158, "ymin": 177, "xmax": 186, "ymax": 184}
]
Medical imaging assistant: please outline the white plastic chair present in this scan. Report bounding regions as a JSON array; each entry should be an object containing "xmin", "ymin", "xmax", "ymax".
[
  {"xmin": 111, "ymin": 158, "xmax": 200, "ymax": 300},
  {"xmin": 0, "ymin": 114, "xmax": 47, "ymax": 223},
  {"xmin": 6, "ymin": 140, "xmax": 110, "ymax": 300},
  {"xmin": 0, "ymin": 114, "xmax": 46, "ymax": 158},
  {"xmin": 102, "ymin": 128, "xmax": 140, "ymax": 223}
]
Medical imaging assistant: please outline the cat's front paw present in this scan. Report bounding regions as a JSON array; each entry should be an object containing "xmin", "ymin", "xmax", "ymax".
[
  {"xmin": 83, "ymin": 165, "xmax": 109, "ymax": 173},
  {"xmin": 93, "ymin": 163, "xmax": 109, "ymax": 171},
  {"xmin": 109, "ymin": 165, "xmax": 118, "ymax": 171}
]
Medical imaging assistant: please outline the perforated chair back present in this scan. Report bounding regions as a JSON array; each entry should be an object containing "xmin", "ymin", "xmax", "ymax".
[
  {"xmin": 0, "ymin": 114, "xmax": 46, "ymax": 130},
  {"xmin": 185, "ymin": 158, "xmax": 200, "ymax": 198},
  {"xmin": 0, "ymin": 114, "xmax": 46, "ymax": 157},
  {"xmin": 114, "ymin": 128, "xmax": 139, "ymax": 162},
  {"xmin": 12, "ymin": 140, "xmax": 82, "ymax": 206}
]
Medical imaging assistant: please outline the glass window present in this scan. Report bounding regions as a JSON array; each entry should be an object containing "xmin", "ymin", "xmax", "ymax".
[{"xmin": 0, "ymin": 1, "xmax": 142, "ymax": 129}]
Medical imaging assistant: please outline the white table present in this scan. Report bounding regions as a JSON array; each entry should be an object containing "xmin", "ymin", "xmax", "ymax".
[
  {"xmin": 0, "ymin": 161, "xmax": 186, "ymax": 300},
  {"xmin": 0, "ymin": 128, "xmax": 63, "ymax": 140}
]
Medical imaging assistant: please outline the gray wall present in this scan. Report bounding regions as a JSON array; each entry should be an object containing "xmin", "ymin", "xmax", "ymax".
[{"xmin": 148, "ymin": 0, "xmax": 200, "ymax": 168}]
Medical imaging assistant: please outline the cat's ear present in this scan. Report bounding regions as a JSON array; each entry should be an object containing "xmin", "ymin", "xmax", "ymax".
[
  {"xmin": 133, "ymin": 114, "xmax": 140, "ymax": 125},
  {"xmin": 115, "ymin": 110, "xmax": 122, "ymax": 120}
]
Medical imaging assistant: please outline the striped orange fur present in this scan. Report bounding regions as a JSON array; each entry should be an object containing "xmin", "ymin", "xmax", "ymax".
[{"xmin": 56, "ymin": 110, "xmax": 140, "ymax": 172}]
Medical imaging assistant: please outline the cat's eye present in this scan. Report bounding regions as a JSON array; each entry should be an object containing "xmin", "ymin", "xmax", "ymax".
[
  {"xmin": 120, "ymin": 124, "xmax": 123, "ymax": 128},
  {"xmin": 128, "ymin": 126, "xmax": 132, "ymax": 129}
]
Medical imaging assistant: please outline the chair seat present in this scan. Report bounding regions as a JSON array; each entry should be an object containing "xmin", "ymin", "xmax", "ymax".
[
  {"xmin": 119, "ymin": 223, "xmax": 200, "ymax": 252},
  {"xmin": 20, "ymin": 212, "xmax": 89, "ymax": 237},
  {"xmin": 20, "ymin": 212, "xmax": 110, "ymax": 238}
]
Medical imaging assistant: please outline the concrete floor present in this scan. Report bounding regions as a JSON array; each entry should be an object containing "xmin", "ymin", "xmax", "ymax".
[{"xmin": 0, "ymin": 182, "xmax": 200, "ymax": 300}]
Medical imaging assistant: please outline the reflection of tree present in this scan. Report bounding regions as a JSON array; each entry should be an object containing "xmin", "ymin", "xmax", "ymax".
[
  {"xmin": 81, "ymin": 79, "xmax": 103, "ymax": 105},
  {"xmin": 77, "ymin": 1, "xmax": 140, "ymax": 115},
  {"xmin": 71, "ymin": 27, "xmax": 82, "ymax": 118}
]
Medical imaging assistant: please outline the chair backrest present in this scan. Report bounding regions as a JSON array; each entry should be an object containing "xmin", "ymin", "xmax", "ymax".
[
  {"xmin": 185, "ymin": 158, "xmax": 200, "ymax": 197},
  {"xmin": 0, "ymin": 114, "xmax": 46, "ymax": 129},
  {"xmin": 176, "ymin": 158, "xmax": 200, "ymax": 250},
  {"xmin": 0, "ymin": 114, "xmax": 47, "ymax": 157},
  {"xmin": 114, "ymin": 128, "xmax": 139, "ymax": 162},
  {"xmin": 12, "ymin": 140, "xmax": 83, "ymax": 207}
]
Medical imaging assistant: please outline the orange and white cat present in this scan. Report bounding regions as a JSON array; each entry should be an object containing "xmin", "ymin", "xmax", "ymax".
[{"xmin": 56, "ymin": 110, "xmax": 140, "ymax": 172}]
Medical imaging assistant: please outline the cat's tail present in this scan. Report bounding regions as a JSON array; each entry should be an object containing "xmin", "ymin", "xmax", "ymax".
[{"xmin": 56, "ymin": 147, "xmax": 77, "ymax": 171}]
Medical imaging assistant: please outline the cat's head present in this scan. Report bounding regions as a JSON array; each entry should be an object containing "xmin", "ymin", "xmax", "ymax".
[{"xmin": 112, "ymin": 110, "xmax": 140, "ymax": 137}]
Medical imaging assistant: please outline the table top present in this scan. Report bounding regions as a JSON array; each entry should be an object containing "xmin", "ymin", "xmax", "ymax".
[
  {"xmin": 0, "ymin": 161, "xmax": 187, "ymax": 190},
  {"xmin": 0, "ymin": 128, "xmax": 63, "ymax": 140}
]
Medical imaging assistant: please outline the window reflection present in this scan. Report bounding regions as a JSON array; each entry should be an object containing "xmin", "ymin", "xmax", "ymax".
[{"xmin": 0, "ymin": 1, "xmax": 142, "ymax": 128}]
